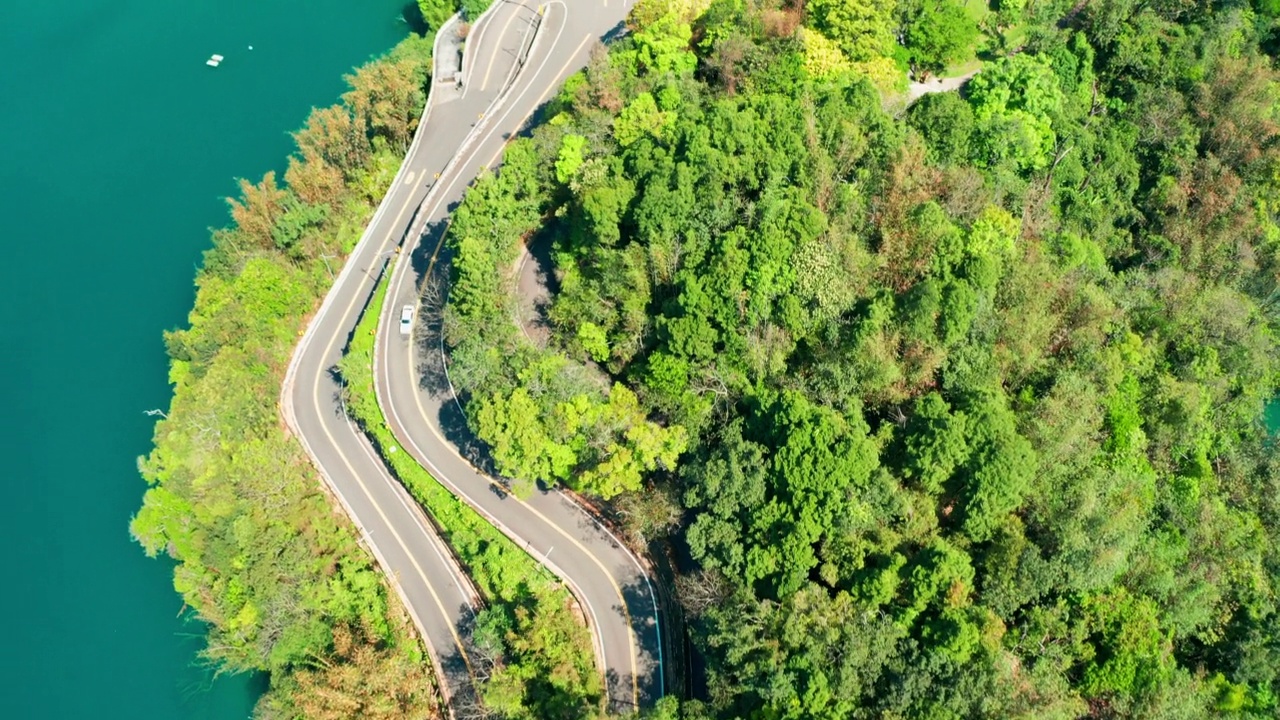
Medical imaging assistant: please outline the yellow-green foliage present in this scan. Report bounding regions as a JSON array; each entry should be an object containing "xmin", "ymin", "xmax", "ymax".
[
  {"xmin": 806, "ymin": 0, "xmax": 897, "ymax": 62},
  {"xmin": 853, "ymin": 56, "xmax": 907, "ymax": 94},
  {"xmin": 628, "ymin": 0, "xmax": 713, "ymax": 27},
  {"xmin": 613, "ymin": 91, "xmax": 675, "ymax": 146},
  {"xmin": 800, "ymin": 27, "xmax": 854, "ymax": 81},
  {"xmin": 800, "ymin": 25, "xmax": 905, "ymax": 92}
]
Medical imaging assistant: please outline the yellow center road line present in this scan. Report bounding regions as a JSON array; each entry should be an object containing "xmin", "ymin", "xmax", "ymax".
[
  {"xmin": 307, "ymin": 154, "xmax": 477, "ymax": 678},
  {"xmin": 312, "ymin": 386, "xmax": 476, "ymax": 680},
  {"xmin": 481, "ymin": 3, "xmax": 523, "ymax": 91},
  {"xmin": 398, "ymin": 28, "xmax": 646, "ymax": 707},
  {"xmin": 348, "ymin": 413, "xmax": 480, "ymax": 610}
]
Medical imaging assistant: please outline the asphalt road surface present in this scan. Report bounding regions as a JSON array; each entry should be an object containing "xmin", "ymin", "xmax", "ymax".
[{"xmin": 284, "ymin": 0, "xmax": 662, "ymax": 712}]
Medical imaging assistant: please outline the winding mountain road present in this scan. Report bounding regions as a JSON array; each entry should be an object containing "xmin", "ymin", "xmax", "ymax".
[{"xmin": 282, "ymin": 0, "xmax": 662, "ymax": 712}]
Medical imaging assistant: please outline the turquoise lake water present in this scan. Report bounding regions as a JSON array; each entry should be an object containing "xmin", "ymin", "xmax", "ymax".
[{"xmin": 0, "ymin": 1, "xmax": 407, "ymax": 716}]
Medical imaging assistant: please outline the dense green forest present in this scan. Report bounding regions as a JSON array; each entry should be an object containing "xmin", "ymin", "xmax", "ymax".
[
  {"xmin": 443, "ymin": 0, "xmax": 1280, "ymax": 717},
  {"xmin": 131, "ymin": 31, "xmax": 444, "ymax": 719}
]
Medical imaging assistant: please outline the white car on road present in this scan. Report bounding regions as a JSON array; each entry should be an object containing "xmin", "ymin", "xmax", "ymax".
[{"xmin": 399, "ymin": 305, "xmax": 414, "ymax": 336}]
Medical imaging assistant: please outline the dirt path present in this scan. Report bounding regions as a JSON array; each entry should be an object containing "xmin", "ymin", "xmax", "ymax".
[
  {"xmin": 906, "ymin": 68, "xmax": 981, "ymax": 104},
  {"xmin": 513, "ymin": 235, "xmax": 554, "ymax": 348}
]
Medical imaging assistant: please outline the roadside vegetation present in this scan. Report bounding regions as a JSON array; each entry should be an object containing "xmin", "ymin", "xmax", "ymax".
[
  {"xmin": 338, "ymin": 272, "xmax": 602, "ymax": 718},
  {"xmin": 443, "ymin": 0, "xmax": 1280, "ymax": 717},
  {"xmin": 131, "ymin": 29, "xmax": 443, "ymax": 720},
  {"xmin": 418, "ymin": 0, "xmax": 497, "ymax": 30}
]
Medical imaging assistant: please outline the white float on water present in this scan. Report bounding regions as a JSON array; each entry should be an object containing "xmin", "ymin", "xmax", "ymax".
[{"xmin": 206, "ymin": 53, "xmax": 224, "ymax": 67}]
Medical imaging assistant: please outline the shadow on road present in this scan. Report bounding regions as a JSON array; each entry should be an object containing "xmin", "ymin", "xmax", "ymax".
[
  {"xmin": 616, "ymin": 574, "xmax": 663, "ymax": 706},
  {"xmin": 406, "ymin": 256, "xmax": 508, "ymax": 483}
]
